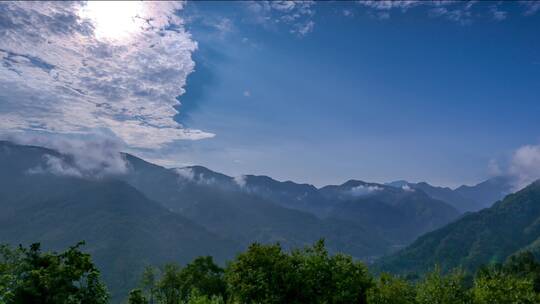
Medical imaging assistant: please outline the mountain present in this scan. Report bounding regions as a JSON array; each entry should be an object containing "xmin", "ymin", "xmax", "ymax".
[
  {"xmin": 0, "ymin": 141, "xmax": 240, "ymax": 302},
  {"xmin": 386, "ymin": 178, "xmax": 513, "ymax": 213},
  {"xmin": 121, "ymin": 153, "xmax": 390, "ymax": 260},
  {"xmin": 455, "ymin": 176, "xmax": 514, "ymax": 210},
  {"xmin": 0, "ymin": 140, "xmax": 491, "ymax": 299},
  {"xmin": 375, "ymin": 180, "xmax": 540, "ymax": 274},
  {"xmin": 320, "ymin": 180, "xmax": 460, "ymax": 245},
  {"xmin": 237, "ymin": 174, "xmax": 332, "ymax": 216},
  {"xmin": 122, "ymin": 154, "xmax": 462, "ymax": 254},
  {"xmin": 408, "ymin": 182, "xmax": 478, "ymax": 213}
]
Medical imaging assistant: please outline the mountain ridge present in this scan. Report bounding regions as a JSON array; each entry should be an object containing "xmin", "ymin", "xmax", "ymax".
[{"xmin": 375, "ymin": 180, "xmax": 540, "ymax": 274}]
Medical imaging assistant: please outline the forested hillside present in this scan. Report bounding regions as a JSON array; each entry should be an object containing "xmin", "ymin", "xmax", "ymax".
[{"xmin": 376, "ymin": 180, "xmax": 540, "ymax": 275}]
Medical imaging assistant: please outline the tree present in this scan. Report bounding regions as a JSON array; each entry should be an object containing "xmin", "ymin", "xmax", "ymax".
[
  {"xmin": 156, "ymin": 263, "xmax": 182, "ymax": 304},
  {"xmin": 329, "ymin": 252, "xmax": 372, "ymax": 304},
  {"xmin": 473, "ymin": 269, "xmax": 538, "ymax": 304},
  {"xmin": 0, "ymin": 242, "xmax": 108, "ymax": 304},
  {"xmin": 186, "ymin": 289, "xmax": 224, "ymax": 304},
  {"xmin": 225, "ymin": 243, "xmax": 292, "ymax": 304},
  {"xmin": 503, "ymin": 251, "xmax": 540, "ymax": 292},
  {"xmin": 415, "ymin": 267, "xmax": 471, "ymax": 304},
  {"xmin": 367, "ymin": 273, "xmax": 416, "ymax": 304},
  {"xmin": 225, "ymin": 240, "xmax": 372, "ymax": 304},
  {"xmin": 141, "ymin": 266, "xmax": 158, "ymax": 304},
  {"xmin": 128, "ymin": 288, "xmax": 148, "ymax": 304},
  {"xmin": 178, "ymin": 256, "xmax": 226, "ymax": 302}
]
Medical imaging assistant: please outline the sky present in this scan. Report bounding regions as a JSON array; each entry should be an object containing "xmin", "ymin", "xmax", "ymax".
[{"xmin": 0, "ymin": 1, "xmax": 540, "ymax": 188}]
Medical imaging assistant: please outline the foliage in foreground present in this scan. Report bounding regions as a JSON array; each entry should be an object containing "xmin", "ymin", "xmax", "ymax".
[
  {"xmin": 0, "ymin": 242, "xmax": 108, "ymax": 304},
  {"xmin": 2, "ymin": 241, "xmax": 540, "ymax": 304},
  {"xmin": 129, "ymin": 241, "xmax": 540, "ymax": 304}
]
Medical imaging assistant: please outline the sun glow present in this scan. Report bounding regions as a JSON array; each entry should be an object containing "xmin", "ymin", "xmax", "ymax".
[{"xmin": 79, "ymin": 1, "xmax": 145, "ymax": 41}]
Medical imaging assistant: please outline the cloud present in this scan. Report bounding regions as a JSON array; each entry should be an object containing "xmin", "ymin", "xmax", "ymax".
[
  {"xmin": 521, "ymin": 1, "xmax": 540, "ymax": 16},
  {"xmin": 402, "ymin": 184, "xmax": 415, "ymax": 192},
  {"xmin": 28, "ymin": 155, "xmax": 84, "ymax": 178},
  {"xmin": 490, "ymin": 6, "xmax": 508, "ymax": 21},
  {"xmin": 428, "ymin": 6, "xmax": 473, "ymax": 25},
  {"xmin": 358, "ymin": 0, "xmax": 423, "ymax": 11},
  {"xmin": 243, "ymin": 90, "xmax": 251, "ymax": 97},
  {"xmin": 173, "ymin": 166, "xmax": 220, "ymax": 186},
  {"xmin": 358, "ymin": 1, "xmax": 476, "ymax": 24},
  {"xmin": 343, "ymin": 9, "xmax": 354, "ymax": 17},
  {"xmin": 174, "ymin": 167, "xmax": 196, "ymax": 181},
  {"xmin": 0, "ymin": 2, "xmax": 213, "ymax": 150},
  {"xmin": 246, "ymin": 1, "xmax": 316, "ymax": 37},
  {"xmin": 487, "ymin": 143, "xmax": 540, "ymax": 191},
  {"xmin": 487, "ymin": 158, "xmax": 503, "ymax": 176},
  {"xmin": 234, "ymin": 175, "xmax": 247, "ymax": 188},
  {"xmin": 509, "ymin": 144, "xmax": 540, "ymax": 190},
  {"xmin": 292, "ymin": 20, "xmax": 314, "ymax": 36},
  {"xmin": 14, "ymin": 134, "xmax": 128, "ymax": 178},
  {"xmin": 357, "ymin": 1, "xmax": 523, "ymax": 24},
  {"xmin": 349, "ymin": 184, "xmax": 382, "ymax": 196}
]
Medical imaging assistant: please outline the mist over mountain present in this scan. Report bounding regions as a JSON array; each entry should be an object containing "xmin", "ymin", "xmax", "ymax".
[
  {"xmin": 0, "ymin": 141, "xmax": 239, "ymax": 302},
  {"xmin": 0, "ymin": 140, "xmax": 520, "ymax": 299}
]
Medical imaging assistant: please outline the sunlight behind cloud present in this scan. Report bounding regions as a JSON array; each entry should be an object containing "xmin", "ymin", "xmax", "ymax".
[
  {"xmin": 0, "ymin": 1, "xmax": 213, "ymax": 149},
  {"xmin": 79, "ymin": 1, "xmax": 144, "ymax": 41}
]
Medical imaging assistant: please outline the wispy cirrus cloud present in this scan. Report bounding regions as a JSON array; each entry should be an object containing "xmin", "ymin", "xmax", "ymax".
[
  {"xmin": 0, "ymin": 1, "xmax": 213, "ymax": 150},
  {"xmin": 521, "ymin": 1, "xmax": 540, "ymax": 16},
  {"xmin": 245, "ymin": 0, "xmax": 316, "ymax": 36},
  {"xmin": 357, "ymin": 0, "xmax": 538, "ymax": 24}
]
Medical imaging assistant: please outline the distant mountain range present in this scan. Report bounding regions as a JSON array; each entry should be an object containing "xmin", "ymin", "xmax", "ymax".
[
  {"xmin": 386, "ymin": 177, "xmax": 514, "ymax": 213},
  {"xmin": 0, "ymin": 141, "xmax": 515, "ymax": 301},
  {"xmin": 375, "ymin": 180, "xmax": 540, "ymax": 275}
]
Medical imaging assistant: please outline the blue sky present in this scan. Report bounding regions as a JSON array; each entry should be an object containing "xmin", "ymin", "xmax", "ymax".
[
  {"xmin": 1, "ymin": 1, "xmax": 539, "ymax": 188},
  {"xmin": 170, "ymin": 1, "xmax": 540, "ymax": 187}
]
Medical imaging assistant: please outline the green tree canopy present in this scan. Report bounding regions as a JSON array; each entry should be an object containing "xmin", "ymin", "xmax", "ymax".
[
  {"xmin": 225, "ymin": 240, "xmax": 372, "ymax": 304},
  {"xmin": 0, "ymin": 242, "xmax": 108, "ymax": 304},
  {"xmin": 178, "ymin": 256, "xmax": 226, "ymax": 302},
  {"xmin": 367, "ymin": 273, "xmax": 416, "ymax": 304},
  {"xmin": 415, "ymin": 267, "xmax": 471, "ymax": 304},
  {"xmin": 128, "ymin": 288, "xmax": 148, "ymax": 304},
  {"xmin": 473, "ymin": 269, "xmax": 538, "ymax": 304}
]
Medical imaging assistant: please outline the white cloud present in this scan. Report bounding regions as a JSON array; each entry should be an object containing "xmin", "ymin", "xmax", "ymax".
[
  {"xmin": 173, "ymin": 166, "xmax": 219, "ymax": 186},
  {"xmin": 292, "ymin": 20, "xmax": 314, "ymax": 36},
  {"xmin": 28, "ymin": 155, "xmax": 84, "ymax": 178},
  {"xmin": 521, "ymin": 1, "xmax": 540, "ymax": 16},
  {"xmin": 402, "ymin": 184, "xmax": 414, "ymax": 192},
  {"xmin": 0, "ymin": 2, "xmax": 213, "ymax": 150},
  {"xmin": 358, "ymin": 0, "xmax": 423, "ymax": 11},
  {"xmin": 243, "ymin": 90, "xmax": 251, "ymax": 97},
  {"xmin": 174, "ymin": 167, "xmax": 195, "ymax": 181},
  {"xmin": 358, "ymin": 1, "xmax": 537, "ymax": 21},
  {"xmin": 488, "ymin": 158, "xmax": 502, "ymax": 176},
  {"xmin": 357, "ymin": 0, "xmax": 512, "ymax": 25},
  {"xmin": 490, "ymin": 6, "xmax": 507, "ymax": 21},
  {"xmin": 234, "ymin": 175, "xmax": 247, "ymax": 188},
  {"xmin": 343, "ymin": 9, "xmax": 354, "ymax": 17},
  {"xmin": 15, "ymin": 134, "xmax": 128, "ymax": 178},
  {"xmin": 246, "ymin": 1, "xmax": 316, "ymax": 37},
  {"xmin": 509, "ymin": 144, "xmax": 540, "ymax": 190},
  {"xmin": 350, "ymin": 184, "xmax": 382, "ymax": 196}
]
